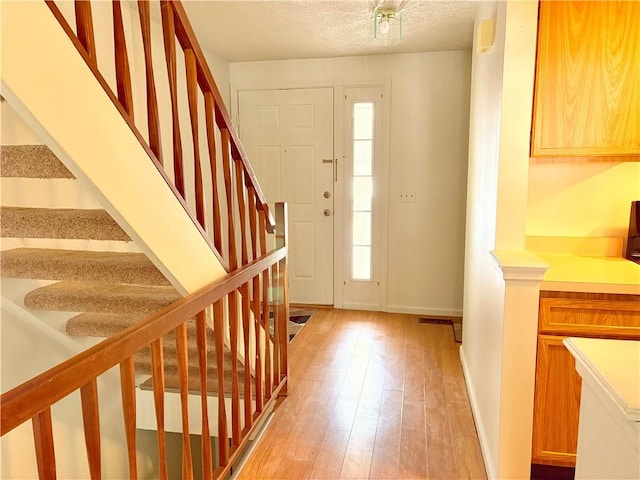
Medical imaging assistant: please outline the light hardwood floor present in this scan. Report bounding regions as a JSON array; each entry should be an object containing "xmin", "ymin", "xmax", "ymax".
[{"xmin": 238, "ymin": 309, "xmax": 486, "ymax": 480}]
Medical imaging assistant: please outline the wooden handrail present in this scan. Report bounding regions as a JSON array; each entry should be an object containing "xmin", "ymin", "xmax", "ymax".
[
  {"xmin": 1, "ymin": 246, "xmax": 285, "ymax": 436},
  {"xmin": 45, "ymin": 0, "xmax": 277, "ymax": 274},
  {"xmin": 169, "ymin": 1, "xmax": 274, "ymax": 230},
  {"xmin": 44, "ymin": 0, "xmax": 229, "ymax": 271}
]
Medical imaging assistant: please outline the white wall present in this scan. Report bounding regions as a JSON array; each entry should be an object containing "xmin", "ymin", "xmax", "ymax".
[
  {"xmin": 527, "ymin": 162, "xmax": 640, "ymax": 241},
  {"xmin": 461, "ymin": 1, "xmax": 539, "ymax": 478},
  {"xmin": 461, "ymin": 4, "xmax": 507, "ymax": 476},
  {"xmin": 230, "ymin": 50, "xmax": 471, "ymax": 316}
]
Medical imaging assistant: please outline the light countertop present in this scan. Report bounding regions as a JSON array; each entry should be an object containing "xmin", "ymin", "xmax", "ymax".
[
  {"xmin": 564, "ymin": 337, "xmax": 640, "ymax": 422},
  {"xmin": 539, "ymin": 254, "xmax": 640, "ymax": 295}
]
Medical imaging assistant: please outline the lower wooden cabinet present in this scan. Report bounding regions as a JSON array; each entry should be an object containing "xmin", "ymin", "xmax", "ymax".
[
  {"xmin": 532, "ymin": 335, "xmax": 582, "ymax": 466},
  {"xmin": 532, "ymin": 291, "xmax": 640, "ymax": 467}
]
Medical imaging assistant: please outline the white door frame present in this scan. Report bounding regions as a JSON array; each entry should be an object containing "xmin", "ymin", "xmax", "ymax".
[
  {"xmin": 232, "ymin": 80, "xmax": 391, "ymax": 311},
  {"xmin": 334, "ymin": 84, "xmax": 391, "ymax": 311}
]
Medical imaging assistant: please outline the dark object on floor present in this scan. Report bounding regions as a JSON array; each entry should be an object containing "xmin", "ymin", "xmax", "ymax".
[
  {"xmin": 531, "ymin": 463, "xmax": 575, "ymax": 480},
  {"xmin": 419, "ymin": 316, "xmax": 463, "ymax": 343},
  {"xmin": 290, "ymin": 314, "xmax": 312, "ymax": 324},
  {"xmin": 269, "ymin": 308, "xmax": 315, "ymax": 341},
  {"xmin": 288, "ymin": 311, "xmax": 313, "ymax": 341}
]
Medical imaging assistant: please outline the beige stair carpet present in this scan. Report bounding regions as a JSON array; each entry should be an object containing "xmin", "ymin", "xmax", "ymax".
[
  {"xmin": 24, "ymin": 281, "xmax": 181, "ymax": 314},
  {"xmin": 0, "ymin": 144, "xmax": 74, "ymax": 178},
  {"xmin": 1, "ymin": 206, "xmax": 131, "ymax": 241},
  {"xmin": 1, "ymin": 248, "xmax": 169, "ymax": 285},
  {"xmin": 3, "ymin": 143, "xmax": 244, "ymax": 397}
]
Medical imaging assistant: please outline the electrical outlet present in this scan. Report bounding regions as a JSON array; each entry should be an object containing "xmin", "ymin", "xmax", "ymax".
[{"xmin": 399, "ymin": 191, "xmax": 416, "ymax": 203}]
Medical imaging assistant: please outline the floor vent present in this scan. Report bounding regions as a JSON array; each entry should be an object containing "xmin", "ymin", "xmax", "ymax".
[
  {"xmin": 418, "ymin": 317, "xmax": 452, "ymax": 325},
  {"xmin": 418, "ymin": 317, "xmax": 462, "ymax": 343}
]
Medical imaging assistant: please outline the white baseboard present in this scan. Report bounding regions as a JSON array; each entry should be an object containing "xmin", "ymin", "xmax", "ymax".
[
  {"xmin": 460, "ymin": 345, "xmax": 496, "ymax": 480},
  {"xmin": 385, "ymin": 304, "xmax": 463, "ymax": 318}
]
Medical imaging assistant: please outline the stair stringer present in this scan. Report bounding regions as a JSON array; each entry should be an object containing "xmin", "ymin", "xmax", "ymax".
[{"xmin": 1, "ymin": 1, "xmax": 226, "ymax": 298}]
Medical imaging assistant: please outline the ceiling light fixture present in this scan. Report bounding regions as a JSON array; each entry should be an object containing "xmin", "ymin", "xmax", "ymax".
[{"xmin": 374, "ymin": 7, "xmax": 402, "ymax": 40}]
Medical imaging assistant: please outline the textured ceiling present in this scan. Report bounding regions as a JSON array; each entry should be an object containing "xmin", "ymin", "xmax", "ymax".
[{"xmin": 182, "ymin": 0, "xmax": 478, "ymax": 62}]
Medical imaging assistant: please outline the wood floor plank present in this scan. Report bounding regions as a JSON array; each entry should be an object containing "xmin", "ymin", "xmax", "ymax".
[
  {"xmin": 237, "ymin": 309, "xmax": 486, "ymax": 480},
  {"xmin": 369, "ymin": 425, "xmax": 401, "ymax": 480},
  {"xmin": 309, "ymin": 428, "xmax": 350, "ymax": 480},
  {"xmin": 454, "ymin": 436, "xmax": 487, "ymax": 480},
  {"xmin": 426, "ymin": 406, "xmax": 457, "ymax": 480},
  {"xmin": 399, "ymin": 427, "xmax": 428, "ymax": 479},
  {"xmin": 340, "ymin": 434, "xmax": 376, "ymax": 479}
]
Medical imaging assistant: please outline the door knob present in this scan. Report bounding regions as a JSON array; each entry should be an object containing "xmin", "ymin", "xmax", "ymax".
[
  {"xmin": 323, "ymin": 209, "xmax": 332, "ymax": 217},
  {"xmin": 324, "ymin": 191, "xmax": 331, "ymax": 199}
]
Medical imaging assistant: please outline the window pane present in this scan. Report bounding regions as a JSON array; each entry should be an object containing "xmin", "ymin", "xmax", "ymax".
[
  {"xmin": 353, "ymin": 177, "xmax": 372, "ymax": 211},
  {"xmin": 353, "ymin": 140, "xmax": 372, "ymax": 176},
  {"xmin": 353, "ymin": 103, "xmax": 373, "ymax": 139},
  {"xmin": 352, "ymin": 211, "xmax": 371, "ymax": 246},
  {"xmin": 352, "ymin": 246, "xmax": 371, "ymax": 280}
]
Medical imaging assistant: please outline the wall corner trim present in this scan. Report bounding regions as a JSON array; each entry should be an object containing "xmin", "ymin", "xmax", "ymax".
[{"xmin": 490, "ymin": 249, "xmax": 548, "ymax": 283}]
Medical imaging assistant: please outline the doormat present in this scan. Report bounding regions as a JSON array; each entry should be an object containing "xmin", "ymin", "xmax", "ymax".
[
  {"xmin": 269, "ymin": 308, "xmax": 315, "ymax": 342},
  {"xmin": 419, "ymin": 316, "xmax": 463, "ymax": 343},
  {"xmin": 289, "ymin": 308, "xmax": 315, "ymax": 341}
]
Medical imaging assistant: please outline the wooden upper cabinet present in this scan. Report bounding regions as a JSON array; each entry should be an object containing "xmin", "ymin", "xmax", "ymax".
[{"xmin": 531, "ymin": 1, "xmax": 640, "ymax": 157}]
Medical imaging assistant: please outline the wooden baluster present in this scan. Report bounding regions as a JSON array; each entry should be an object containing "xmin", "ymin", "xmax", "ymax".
[
  {"xmin": 235, "ymin": 160, "xmax": 249, "ymax": 266},
  {"xmin": 221, "ymin": 129, "xmax": 238, "ymax": 270},
  {"xmin": 184, "ymin": 48, "xmax": 206, "ymax": 227},
  {"xmin": 241, "ymin": 282, "xmax": 253, "ymax": 429},
  {"xmin": 271, "ymin": 261, "xmax": 281, "ymax": 388},
  {"xmin": 119, "ymin": 356, "xmax": 138, "ymax": 478},
  {"xmin": 112, "ymin": 0, "xmax": 134, "ymax": 118},
  {"xmin": 248, "ymin": 187, "xmax": 258, "ymax": 261},
  {"xmin": 228, "ymin": 290, "xmax": 242, "ymax": 445},
  {"xmin": 204, "ymin": 93, "xmax": 222, "ymax": 253},
  {"xmin": 259, "ymin": 211, "xmax": 272, "ymax": 400},
  {"xmin": 75, "ymin": 1, "xmax": 96, "ymax": 66},
  {"xmin": 175, "ymin": 323, "xmax": 194, "ymax": 480},
  {"xmin": 32, "ymin": 407, "xmax": 56, "ymax": 480},
  {"xmin": 160, "ymin": 0, "xmax": 185, "ymax": 196},
  {"xmin": 195, "ymin": 311, "xmax": 213, "ymax": 480},
  {"xmin": 80, "ymin": 379, "xmax": 102, "ymax": 479},
  {"xmin": 151, "ymin": 338, "xmax": 169, "ymax": 480},
  {"xmin": 275, "ymin": 202, "xmax": 290, "ymax": 395},
  {"xmin": 213, "ymin": 299, "xmax": 229, "ymax": 466},
  {"xmin": 253, "ymin": 269, "xmax": 264, "ymax": 414},
  {"xmin": 234, "ymin": 163, "xmax": 253, "ymax": 426},
  {"xmin": 249, "ymin": 190, "xmax": 263, "ymax": 412},
  {"xmin": 138, "ymin": 0, "xmax": 163, "ymax": 165}
]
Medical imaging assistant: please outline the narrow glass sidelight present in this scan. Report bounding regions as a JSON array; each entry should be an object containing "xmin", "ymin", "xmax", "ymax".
[{"xmin": 351, "ymin": 102, "xmax": 374, "ymax": 280}]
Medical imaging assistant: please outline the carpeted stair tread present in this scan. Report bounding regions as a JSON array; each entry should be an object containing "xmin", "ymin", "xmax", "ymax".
[
  {"xmin": 139, "ymin": 369, "xmax": 250, "ymax": 397},
  {"xmin": 0, "ymin": 207, "xmax": 131, "ymax": 241},
  {"xmin": 140, "ymin": 371, "xmax": 250, "ymax": 397},
  {"xmin": 24, "ymin": 281, "xmax": 181, "ymax": 314},
  {"xmin": 66, "ymin": 312, "xmax": 161, "ymax": 337},
  {"xmin": 1, "ymin": 248, "xmax": 170, "ymax": 285},
  {"xmin": 135, "ymin": 339, "xmax": 233, "ymax": 369},
  {"xmin": 65, "ymin": 312, "xmax": 246, "ymax": 396},
  {"xmin": 0, "ymin": 145, "xmax": 75, "ymax": 179}
]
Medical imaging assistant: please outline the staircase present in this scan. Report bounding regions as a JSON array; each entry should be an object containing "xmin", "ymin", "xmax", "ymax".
[
  {"xmin": 1, "ymin": 2, "xmax": 290, "ymax": 478},
  {"xmin": 0, "ymin": 144, "xmax": 244, "ymax": 394}
]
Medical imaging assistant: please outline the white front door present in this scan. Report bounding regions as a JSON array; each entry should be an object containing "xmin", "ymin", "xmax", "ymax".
[{"xmin": 238, "ymin": 88, "xmax": 334, "ymax": 305}]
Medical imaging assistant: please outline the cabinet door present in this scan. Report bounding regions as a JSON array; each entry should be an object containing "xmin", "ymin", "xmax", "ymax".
[
  {"xmin": 532, "ymin": 335, "xmax": 582, "ymax": 466},
  {"xmin": 531, "ymin": 1, "xmax": 640, "ymax": 157}
]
